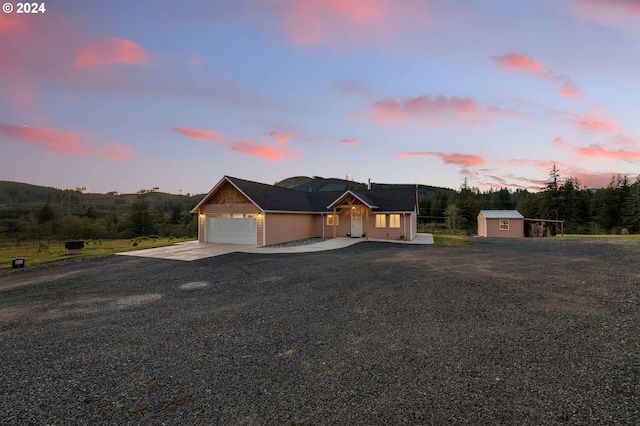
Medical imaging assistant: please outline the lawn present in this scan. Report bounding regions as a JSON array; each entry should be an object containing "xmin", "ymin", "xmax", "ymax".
[
  {"xmin": 0, "ymin": 237, "xmax": 194, "ymax": 270},
  {"xmin": 432, "ymin": 233, "xmax": 474, "ymax": 247}
]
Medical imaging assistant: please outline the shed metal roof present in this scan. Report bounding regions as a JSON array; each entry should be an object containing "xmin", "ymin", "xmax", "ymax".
[{"xmin": 479, "ymin": 210, "xmax": 524, "ymax": 219}]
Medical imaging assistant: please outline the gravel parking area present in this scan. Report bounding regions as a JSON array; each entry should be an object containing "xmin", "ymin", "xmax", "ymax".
[{"xmin": 0, "ymin": 238, "xmax": 639, "ymax": 425}]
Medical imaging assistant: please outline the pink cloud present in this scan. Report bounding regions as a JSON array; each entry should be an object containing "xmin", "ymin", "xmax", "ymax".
[
  {"xmin": 558, "ymin": 105, "xmax": 624, "ymax": 133},
  {"xmin": 276, "ymin": 0, "xmax": 385, "ymax": 45},
  {"xmin": 173, "ymin": 126, "xmax": 298, "ymax": 161},
  {"xmin": 573, "ymin": 0, "xmax": 640, "ymax": 25},
  {"xmin": 0, "ymin": 11, "xmax": 276, "ymax": 115},
  {"xmin": 269, "ymin": 131, "xmax": 293, "ymax": 145},
  {"xmin": 231, "ymin": 140, "xmax": 299, "ymax": 161},
  {"xmin": 0, "ymin": 124, "xmax": 88, "ymax": 156},
  {"xmin": 559, "ymin": 85, "xmax": 582, "ymax": 98},
  {"xmin": 356, "ymin": 94, "xmax": 520, "ymax": 127},
  {"xmin": 490, "ymin": 53, "xmax": 546, "ymax": 75},
  {"xmin": 262, "ymin": 0, "xmax": 428, "ymax": 47},
  {"xmin": 0, "ymin": 12, "xmax": 29, "ymax": 35},
  {"xmin": 0, "ymin": 123, "xmax": 133, "ymax": 160},
  {"xmin": 341, "ymin": 138, "xmax": 360, "ymax": 146},
  {"xmin": 104, "ymin": 141, "xmax": 135, "ymax": 160},
  {"xmin": 172, "ymin": 127, "xmax": 226, "ymax": 143},
  {"xmin": 578, "ymin": 144, "xmax": 640, "ymax": 161},
  {"xmin": 552, "ymin": 137, "xmax": 567, "ymax": 147},
  {"xmin": 491, "ymin": 53, "xmax": 582, "ymax": 98},
  {"xmin": 74, "ymin": 38, "xmax": 150, "ymax": 68},
  {"xmin": 397, "ymin": 151, "xmax": 485, "ymax": 166},
  {"xmin": 575, "ymin": 118, "xmax": 622, "ymax": 132}
]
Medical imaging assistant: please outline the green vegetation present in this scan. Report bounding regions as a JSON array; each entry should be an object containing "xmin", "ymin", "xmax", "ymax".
[
  {"xmin": 419, "ymin": 166, "xmax": 640, "ymax": 236},
  {"xmin": 433, "ymin": 234, "xmax": 473, "ymax": 247},
  {"xmin": 0, "ymin": 237, "xmax": 193, "ymax": 269},
  {"xmin": 0, "ymin": 182, "xmax": 201, "ymax": 246}
]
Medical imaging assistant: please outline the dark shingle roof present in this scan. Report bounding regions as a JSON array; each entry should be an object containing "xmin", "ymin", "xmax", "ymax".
[{"xmin": 225, "ymin": 176, "xmax": 416, "ymax": 213}]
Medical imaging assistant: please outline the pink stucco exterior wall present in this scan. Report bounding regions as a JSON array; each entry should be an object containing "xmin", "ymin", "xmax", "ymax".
[{"xmin": 264, "ymin": 213, "xmax": 321, "ymax": 246}]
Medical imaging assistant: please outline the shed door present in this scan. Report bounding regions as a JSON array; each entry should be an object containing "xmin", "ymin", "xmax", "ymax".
[{"xmin": 205, "ymin": 215, "xmax": 257, "ymax": 244}]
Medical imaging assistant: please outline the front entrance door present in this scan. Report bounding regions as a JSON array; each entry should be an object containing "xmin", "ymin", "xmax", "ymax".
[{"xmin": 351, "ymin": 214, "xmax": 362, "ymax": 237}]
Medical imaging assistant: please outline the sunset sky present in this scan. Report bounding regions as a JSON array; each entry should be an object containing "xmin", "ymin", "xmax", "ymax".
[{"xmin": 1, "ymin": 0, "xmax": 639, "ymax": 194}]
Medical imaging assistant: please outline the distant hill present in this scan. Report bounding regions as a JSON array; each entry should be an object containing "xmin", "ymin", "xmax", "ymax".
[
  {"xmin": 275, "ymin": 176, "xmax": 450, "ymax": 198},
  {"xmin": 0, "ymin": 181, "xmax": 205, "ymax": 215}
]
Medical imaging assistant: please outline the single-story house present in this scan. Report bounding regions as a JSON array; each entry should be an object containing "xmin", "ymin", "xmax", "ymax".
[
  {"xmin": 477, "ymin": 210, "xmax": 525, "ymax": 238},
  {"xmin": 191, "ymin": 176, "xmax": 419, "ymax": 246}
]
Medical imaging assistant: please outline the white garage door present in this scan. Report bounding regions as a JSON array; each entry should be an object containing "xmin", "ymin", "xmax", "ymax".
[{"xmin": 205, "ymin": 215, "xmax": 257, "ymax": 244}]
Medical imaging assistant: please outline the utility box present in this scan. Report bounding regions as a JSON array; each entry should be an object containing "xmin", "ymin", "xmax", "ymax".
[
  {"xmin": 12, "ymin": 258, "xmax": 25, "ymax": 268},
  {"xmin": 65, "ymin": 240, "xmax": 84, "ymax": 255}
]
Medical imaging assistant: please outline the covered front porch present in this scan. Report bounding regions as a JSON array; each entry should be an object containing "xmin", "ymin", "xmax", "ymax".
[{"xmin": 325, "ymin": 191, "xmax": 415, "ymax": 241}]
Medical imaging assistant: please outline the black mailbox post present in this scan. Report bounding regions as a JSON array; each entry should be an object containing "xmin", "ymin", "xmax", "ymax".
[
  {"xmin": 65, "ymin": 240, "xmax": 85, "ymax": 255},
  {"xmin": 12, "ymin": 258, "xmax": 25, "ymax": 268}
]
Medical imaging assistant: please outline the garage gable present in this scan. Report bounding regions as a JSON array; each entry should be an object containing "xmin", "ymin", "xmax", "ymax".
[{"xmin": 207, "ymin": 181, "xmax": 252, "ymax": 205}]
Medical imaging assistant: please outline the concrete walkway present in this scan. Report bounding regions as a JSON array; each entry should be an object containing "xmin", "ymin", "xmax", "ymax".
[{"xmin": 117, "ymin": 233, "xmax": 434, "ymax": 261}]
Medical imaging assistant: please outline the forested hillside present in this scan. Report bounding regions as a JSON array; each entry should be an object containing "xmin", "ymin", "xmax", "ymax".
[{"xmin": 0, "ymin": 182, "xmax": 203, "ymax": 243}]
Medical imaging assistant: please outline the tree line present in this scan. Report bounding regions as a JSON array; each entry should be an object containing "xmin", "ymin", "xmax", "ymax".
[
  {"xmin": 0, "ymin": 187, "xmax": 199, "ymax": 244},
  {"xmin": 419, "ymin": 165, "xmax": 640, "ymax": 235}
]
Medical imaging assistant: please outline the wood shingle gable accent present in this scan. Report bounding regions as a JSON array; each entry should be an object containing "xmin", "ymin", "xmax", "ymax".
[{"xmin": 208, "ymin": 181, "xmax": 252, "ymax": 205}]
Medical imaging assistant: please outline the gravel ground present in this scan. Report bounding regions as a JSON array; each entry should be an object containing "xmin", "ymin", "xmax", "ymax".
[
  {"xmin": 262, "ymin": 238, "xmax": 327, "ymax": 248},
  {"xmin": 0, "ymin": 238, "xmax": 639, "ymax": 425}
]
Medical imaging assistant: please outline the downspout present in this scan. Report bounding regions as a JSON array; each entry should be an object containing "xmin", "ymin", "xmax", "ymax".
[
  {"xmin": 262, "ymin": 213, "xmax": 266, "ymax": 246},
  {"xmin": 321, "ymin": 214, "xmax": 325, "ymax": 239}
]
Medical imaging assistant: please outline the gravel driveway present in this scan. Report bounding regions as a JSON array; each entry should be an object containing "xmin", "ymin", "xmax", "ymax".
[{"xmin": 0, "ymin": 238, "xmax": 638, "ymax": 425}]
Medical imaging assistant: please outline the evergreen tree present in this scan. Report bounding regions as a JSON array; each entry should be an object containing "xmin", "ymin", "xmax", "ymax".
[
  {"xmin": 38, "ymin": 203, "xmax": 55, "ymax": 224},
  {"xmin": 540, "ymin": 163, "xmax": 562, "ymax": 220},
  {"xmin": 129, "ymin": 190, "xmax": 155, "ymax": 236}
]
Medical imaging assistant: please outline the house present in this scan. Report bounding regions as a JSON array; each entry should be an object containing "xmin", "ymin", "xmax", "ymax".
[
  {"xmin": 477, "ymin": 210, "xmax": 525, "ymax": 238},
  {"xmin": 191, "ymin": 176, "xmax": 419, "ymax": 246}
]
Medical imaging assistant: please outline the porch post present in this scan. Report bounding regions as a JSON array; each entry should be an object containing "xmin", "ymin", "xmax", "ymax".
[
  {"xmin": 365, "ymin": 208, "xmax": 369, "ymax": 240},
  {"xmin": 333, "ymin": 207, "xmax": 337, "ymax": 238}
]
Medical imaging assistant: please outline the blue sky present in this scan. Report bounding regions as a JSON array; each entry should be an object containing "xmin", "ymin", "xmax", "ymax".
[{"xmin": 1, "ymin": 0, "xmax": 639, "ymax": 194}]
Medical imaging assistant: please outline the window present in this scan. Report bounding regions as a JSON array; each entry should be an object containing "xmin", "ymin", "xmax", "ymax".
[
  {"xmin": 499, "ymin": 219, "xmax": 509, "ymax": 230},
  {"xmin": 220, "ymin": 214, "xmax": 231, "ymax": 218},
  {"xmin": 232, "ymin": 214, "xmax": 245, "ymax": 219},
  {"xmin": 245, "ymin": 213, "xmax": 257, "ymax": 219},
  {"xmin": 327, "ymin": 214, "xmax": 339, "ymax": 225},
  {"xmin": 375, "ymin": 214, "xmax": 386, "ymax": 228},
  {"xmin": 389, "ymin": 214, "xmax": 400, "ymax": 228}
]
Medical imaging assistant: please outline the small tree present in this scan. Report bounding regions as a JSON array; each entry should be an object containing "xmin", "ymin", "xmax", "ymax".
[{"xmin": 444, "ymin": 204, "xmax": 461, "ymax": 234}]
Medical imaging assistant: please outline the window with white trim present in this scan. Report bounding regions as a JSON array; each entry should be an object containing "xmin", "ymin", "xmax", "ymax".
[
  {"xmin": 375, "ymin": 214, "xmax": 386, "ymax": 228},
  {"xmin": 499, "ymin": 219, "xmax": 509, "ymax": 230},
  {"xmin": 389, "ymin": 214, "xmax": 400, "ymax": 228},
  {"xmin": 327, "ymin": 214, "xmax": 339, "ymax": 225}
]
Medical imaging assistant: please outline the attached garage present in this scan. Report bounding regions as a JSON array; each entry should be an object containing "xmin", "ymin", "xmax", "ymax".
[{"xmin": 205, "ymin": 214, "xmax": 257, "ymax": 244}]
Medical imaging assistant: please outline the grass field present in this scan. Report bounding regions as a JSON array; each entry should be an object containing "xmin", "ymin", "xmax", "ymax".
[
  {"xmin": 0, "ymin": 237, "xmax": 194, "ymax": 270},
  {"xmin": 432, "ymin": 233, "xmax": 474, "ymax": 247}
]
